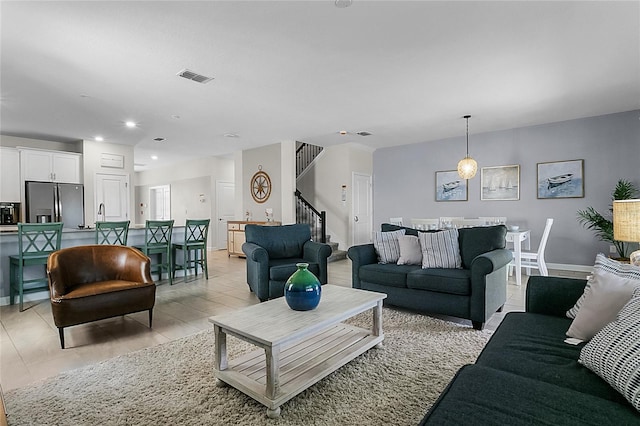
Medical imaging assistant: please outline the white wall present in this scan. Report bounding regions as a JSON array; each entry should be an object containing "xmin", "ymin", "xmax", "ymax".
[
  {"xmin": 297, "ymin": 143, "xmax": 373, "ymax": 248},
  {"xmin": 82, "ymin": 140, "xmax": 136, "ymax": 226},
  {"xmin": 134, "ymin": 155, "xmax": 234, "ymax": 248},
  {"xmin": 242, "ymin": 143, "xmax": 284, "ymax": 223}
]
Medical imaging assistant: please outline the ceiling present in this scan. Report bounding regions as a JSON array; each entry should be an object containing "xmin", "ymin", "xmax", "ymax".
[{"xmin": 1, "ymin": 1, "xmax": 638, "ymax": 171}]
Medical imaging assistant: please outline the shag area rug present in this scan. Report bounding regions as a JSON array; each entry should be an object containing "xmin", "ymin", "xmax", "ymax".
[{"xmin": 5, "ymin": 309, "xmax": 491, "ymax": 425}]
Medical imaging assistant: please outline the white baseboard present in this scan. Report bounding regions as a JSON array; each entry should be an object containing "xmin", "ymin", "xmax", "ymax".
[
  {"xmin": 547, "ymin": 263, "xmax": 593, "ymax": 273},
  {"xmin": 0, "ymin": 290, "xmax": 50, "ymax": 307}
]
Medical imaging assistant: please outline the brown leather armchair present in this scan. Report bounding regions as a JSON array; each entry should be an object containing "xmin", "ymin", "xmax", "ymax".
[{"xmin": 47, "ymin": 245, "xmax": 156, "ymax": 349}]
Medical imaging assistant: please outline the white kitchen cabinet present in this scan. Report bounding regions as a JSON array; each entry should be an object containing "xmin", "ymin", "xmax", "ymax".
[
  {"xmin": 0, "ymin": 147, "xmax": 20, "ymax": 201},
  {"xmin": 20, "ymin": 149, "xmax": 82, "ymax": 184}
]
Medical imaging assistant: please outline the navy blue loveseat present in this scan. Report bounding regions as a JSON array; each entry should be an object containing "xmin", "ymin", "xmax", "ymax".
[{"xmin": 348, "ymin": 224, "xmax": 512, "ymax": 330}]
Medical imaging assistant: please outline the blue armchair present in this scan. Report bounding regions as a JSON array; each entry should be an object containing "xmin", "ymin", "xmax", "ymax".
[{"xmin": 242, "ymin": 224, "xmax": 332, "ymax": 302}]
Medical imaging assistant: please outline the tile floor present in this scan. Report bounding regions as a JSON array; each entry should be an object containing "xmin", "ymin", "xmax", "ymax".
[{"xmin": 0, "ymin": 250, "xmax": 587, "ymax": 392}]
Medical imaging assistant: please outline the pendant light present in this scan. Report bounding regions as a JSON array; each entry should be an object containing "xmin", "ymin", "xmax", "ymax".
[{"xmin": 457, "ymin": 115, "xmax": 477, "ymax": 179}]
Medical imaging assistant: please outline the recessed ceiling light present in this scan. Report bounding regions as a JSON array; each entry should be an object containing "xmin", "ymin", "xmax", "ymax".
[
  {"xmin": 151, "ymin": 155, "xmax": 158, "ymax": 160},
  {"xmin": 339, "ymin": 130, "xmax": 348, "ymax": 135},
  {"xmin": 224, "ymin": 133, "xmax": 239, "ymax": 138},
  {"xmin": 153, "ymin": 137, "xmax": 165, "ymax": 142},
  {"xmin": 171, "ymin": 115, "xmax": 181, "ymax": 119},
  {"xmin": 335, "ymin": 0, "xmax": 353, "ymax": 8},
  {"xmin": 95, "ymin": 136, "xmax": 104, "ymax": 142},
  {"xmin": 125, "ymin": 121, "xmax": 137, "ymax": 128}
]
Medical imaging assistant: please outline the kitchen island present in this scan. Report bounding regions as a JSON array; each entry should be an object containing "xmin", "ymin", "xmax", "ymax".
[{"xmin": 0, "ymin": 225, "xmax": 186, "ymax": 304}]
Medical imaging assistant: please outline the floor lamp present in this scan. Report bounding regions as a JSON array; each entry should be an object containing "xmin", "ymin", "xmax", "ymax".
[{"xmin": 613, "ymin": 199, "xmax": 640, "ymax": 266}]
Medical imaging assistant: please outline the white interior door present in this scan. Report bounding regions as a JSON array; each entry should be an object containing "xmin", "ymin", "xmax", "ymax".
[
  {"xmin": 95, "ymin": 173, "xmax": 129, "ymax": 222},
  {"xmin": 149, "ymin": 185, "xmax": 171, "ymax": 220},
  {"xmin": 216, "ymin": 181, "xmax": 235, "ymax": 250},
  {"xmin": 352, "ymin": 172, "xmax": 372, "ymax": 246}
]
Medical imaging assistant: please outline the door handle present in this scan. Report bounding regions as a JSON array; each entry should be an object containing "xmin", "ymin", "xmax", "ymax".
[{"xmin": 354, "ymin": 216, "xmax": 359, "ymax": 222}]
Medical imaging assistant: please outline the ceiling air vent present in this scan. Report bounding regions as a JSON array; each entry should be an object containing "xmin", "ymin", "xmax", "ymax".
[
  {"xmin": 176, "ymin": 68, "xmax": 214, "ymax": 84},
  {"xmin": 356, "ymin": 131, "xmax": 372, "ymax": 136}
]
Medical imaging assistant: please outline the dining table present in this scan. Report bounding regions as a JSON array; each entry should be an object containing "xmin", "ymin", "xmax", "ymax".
[{"xmin": 505, "ymin": 229, "xmax": 531, "ymax": 286}]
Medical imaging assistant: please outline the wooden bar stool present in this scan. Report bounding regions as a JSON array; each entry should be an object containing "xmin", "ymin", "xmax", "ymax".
[
  {"xmin": 133, "ymin": 220, "xmax": 174, "ymax": 285},
  {"xmin": 9, "ymin": 222, "xmax": 63, "ymax": 311},
  {"xmin": 95, "ymin": 220, "xmax": 130, "ymax": 245},
  {"xmin": 172, "ymin": 218, "xmax": 210, "ymax": 281}
]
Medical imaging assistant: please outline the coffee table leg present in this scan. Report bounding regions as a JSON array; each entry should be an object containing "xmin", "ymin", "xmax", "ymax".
[
  {"xmin": 265, "ymin": 345, "xmax": 281, "ymax": 418},
  {"xmin": 214, "ymin": 325, "xmax": 228, "ymax": 387},
  {"xmin": 373, "ymin": 300, "xmax": 384, "ymax": 348}
]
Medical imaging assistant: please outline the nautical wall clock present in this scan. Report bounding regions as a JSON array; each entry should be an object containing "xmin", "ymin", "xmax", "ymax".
[{"xmin": 250, "ymin": 167, "xmax": 271, "ymax": 204}]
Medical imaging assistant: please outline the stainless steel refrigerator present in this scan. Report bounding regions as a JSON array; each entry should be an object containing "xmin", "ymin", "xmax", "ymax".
[{"xmin": 25, "ymin": 181, "xmax": 85, "ymax": 228}]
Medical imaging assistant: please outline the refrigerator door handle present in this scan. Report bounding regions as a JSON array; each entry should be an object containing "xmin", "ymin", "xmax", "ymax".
[{"xmin": 55, "ymin": 185, "xmax": 62, "ymax": 222}]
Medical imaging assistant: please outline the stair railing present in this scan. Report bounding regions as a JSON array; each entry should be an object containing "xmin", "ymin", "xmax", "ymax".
[
  {"xmin": 296, "ymin": 142, "xmax": 323, "ymax": 178},
  {"xmin": 295, "ymin": 189, "xmax": 326, "ymax": 243}
]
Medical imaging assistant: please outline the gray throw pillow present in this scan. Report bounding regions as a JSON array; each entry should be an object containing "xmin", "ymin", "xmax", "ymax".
[
  {"xmin": 579, "ymin": 288, "xmax": 640, "ymax": 412},
  {"xmin": 566, "ymin": 268, "xmax": 640, "ymax": 341},
  {"xmin": 396, "ymin": 235, "xmax": 422, "ymax": 266},
  {"xmin": 567, "ymin": 253, "xmax": 640, "ymax": 319}
]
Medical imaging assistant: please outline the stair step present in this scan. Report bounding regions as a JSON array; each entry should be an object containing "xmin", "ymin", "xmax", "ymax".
[{"xmin": 327, "ymin": 249, "xmax": 348, "ymax": 263}]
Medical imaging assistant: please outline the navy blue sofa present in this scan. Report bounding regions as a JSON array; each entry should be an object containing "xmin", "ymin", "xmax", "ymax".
[
  {"xmin": 348, "ymin": 224, "xmax": 512, "ymax": 330},
  {"xmin": 420, "ymin": 276, "xmax": 640, "ymax": 425}
]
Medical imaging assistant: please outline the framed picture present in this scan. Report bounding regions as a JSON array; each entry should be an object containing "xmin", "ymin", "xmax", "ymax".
[
  {"xmin": 435, "ymin": 170, "xmax": 467, "ymax": 201},
  {"xmin": 481, "ymin": 165, "xmax": 520, "ymax": 201},
  {"xmin": 537, "ymin": 159, "xmax": 584, "ymax": 199}
]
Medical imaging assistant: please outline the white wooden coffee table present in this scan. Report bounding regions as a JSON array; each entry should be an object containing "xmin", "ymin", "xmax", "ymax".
[{"xmin": 208, "ymin": 285, "xmax": 386, "ymax": 418}]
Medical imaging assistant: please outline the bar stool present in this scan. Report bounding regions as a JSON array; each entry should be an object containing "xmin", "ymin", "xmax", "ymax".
[
  {"xmin": 9, "ymin": 222, "xmax": 63, "ymax": 311},
  {"xmin": 95, "ymin": 220, "xmax": 130, "ymax": 245},
  {"xmin": 172, "ymin": 219, "xmax": 210, "ymax": 281},
  {"xmin": 133, "ymin": 220, "xmax": 174, "ymax": 285}
]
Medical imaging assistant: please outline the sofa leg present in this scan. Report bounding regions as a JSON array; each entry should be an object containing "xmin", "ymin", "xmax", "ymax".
[
  {"xmin": 472, "ymin": 321, "xmax": 484, "ymax": 331},
  {"xmin": 497, "ymin": 304, "xmax": 504, "ymax": 313},
  {"xmin": 58, "ymin": 327, "xmax": 65, "ymax": 349},
  {"xmin": 148, "ymin": 309, "xmax": 153, "ymax": 328}
]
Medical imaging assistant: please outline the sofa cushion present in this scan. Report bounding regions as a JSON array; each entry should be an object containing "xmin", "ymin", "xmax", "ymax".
[
  {"xmin": 567, "ymin": 253, "xmax": 640, "ymax": 319},
  {"xmin": 373, "ymin": 229, "xmax": 405, "ymax": 264},
  {"xmin": 269, "ymin": 258, "xmax": 320, "ymax": 282},
  {"xmin": 418, "ymin": 229, "xmax": 462, "ymax": 269},
  {"xmin": 406, "ymin": 268, "xmax": 471, "ymax": 295},
  {"xmin": 476, "ymin": 312, "xmax": 630, "ymax": 404},
  {"xmin": 358, "ymin": 263, "xmax": 419, "ymax": 288},
  {"xmin": 566, "ymin": 267, "xmax": 640, "ymax": 341},
  {"xmin": 396, "ymin": 235, "xmax": 422, "ymax": 265},
  {"xmin": 457, "ymin": 225, "xmax": 507, "ymax": 269},
  {"xmin": 420, "ymin": 364, "xmax": 639, "ymax": 426},
  {"xmin": 580, "ymin": 288, "xmax": 640, "ymax": 412}
]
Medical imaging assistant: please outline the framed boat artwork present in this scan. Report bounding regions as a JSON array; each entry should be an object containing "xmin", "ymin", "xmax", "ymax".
[
  {"xmin": 537, "ymin": 159, "xmax": 584, "ymax": 199},
  {"xmin": 435, "ymin": 170, "xmax": 467, "ymax": 201},
  {"xmin": 481, "ymin": 165, "xmax": 520, "ymax": 201}
]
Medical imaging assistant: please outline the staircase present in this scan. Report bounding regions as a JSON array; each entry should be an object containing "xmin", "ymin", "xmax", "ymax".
[{"xmin": 295, "ymin": 142, "xmax": 346, "ymax": 262}]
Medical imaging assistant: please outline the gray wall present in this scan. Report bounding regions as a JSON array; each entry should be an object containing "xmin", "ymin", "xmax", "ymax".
[{"xmin": 373, "ymin": 110, "xmax": 640, "ymax": 268}]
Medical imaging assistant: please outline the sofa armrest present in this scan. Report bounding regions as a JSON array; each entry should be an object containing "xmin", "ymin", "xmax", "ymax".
[
  {"xmin": 303, "ymin": 241, "xmax": 332, "ymax": 284},
  {"xmin": 469, "ymin": 248, "xmax": 513, "ymax": 275},
  {"xmin": 347, "ymin": 244, "xmax": 377, "ymax": 289},
  {"xmin": 526, "ymin": 276, "xmax": 587, "ymax": 317},
  {"xmin": 242, "ymin": 242, "xmax": 268, "ymax": 263}
]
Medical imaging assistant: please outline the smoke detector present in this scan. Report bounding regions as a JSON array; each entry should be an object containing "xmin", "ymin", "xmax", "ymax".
[{"xmin": 176, "ymin": 69, "xmax": 214, "ymax": 84}]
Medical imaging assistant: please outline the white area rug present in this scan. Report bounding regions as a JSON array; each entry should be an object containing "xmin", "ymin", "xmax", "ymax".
[{"xmin": 5, "ymin": 309, "xmax": 491, "ymax": 425}]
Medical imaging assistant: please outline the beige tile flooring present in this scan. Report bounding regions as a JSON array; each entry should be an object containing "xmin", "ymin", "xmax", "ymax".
[{"xmin": 0, "ymin": 250, "xmax": 587, "ymax": 393}]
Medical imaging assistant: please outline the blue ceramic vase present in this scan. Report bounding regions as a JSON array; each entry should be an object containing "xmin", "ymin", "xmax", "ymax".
[{"xmin": 285, "ymin": 263, "xmax": 321, "ymax": 311}]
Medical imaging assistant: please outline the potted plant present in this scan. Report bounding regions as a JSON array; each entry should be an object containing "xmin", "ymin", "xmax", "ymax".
[{"xmin": 577, "ymin": 179, "xmax": 639, "ymax": 260}]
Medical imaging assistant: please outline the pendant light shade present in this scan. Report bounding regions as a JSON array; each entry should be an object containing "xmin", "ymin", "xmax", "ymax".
[{"xmin": 457, "ymin": 115, "xmax": 477, "ymax": 179}]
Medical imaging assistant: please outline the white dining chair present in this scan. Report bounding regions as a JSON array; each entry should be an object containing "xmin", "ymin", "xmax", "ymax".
[
  {"xmin": 510, "ymin": 218, "xmax": 554, "ymax": 277},
  {"xmin": 439, "ymin": 217, "xmax": 464, "ymax": 229},
  {"xmin": 389, "ymin": 217, "xmax": 404, "ymax": 226},
  {"xmin": 410, "ymin": 218, "xmax": 439, "ymax": 230},
  {"xmin": 479, "ymin": 216, "xmax": 507, "ymax": 225},
  {"xmin": 461, "ymin": 218, "xmax": 485, "ymax": 228}
]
